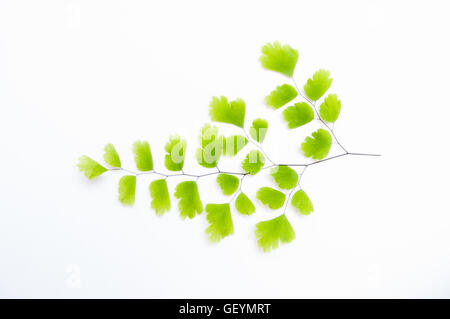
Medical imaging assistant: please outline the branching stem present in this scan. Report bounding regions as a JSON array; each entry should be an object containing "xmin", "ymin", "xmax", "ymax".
[
  {"xmin": 241, "ymin": 128, "xmax": 275, "ymax": 165},
  {"xmin": 282, "ymin": 166, "xmax": 307, "ymax": 215},
  {"xmin": 291, "ymin": 77, "xmax": 348, "ymax": 153},
  {"xmin": 107, "ymin": 78, "xmax": 380, "ymax": 207},
  {"xmin": 107, "ymin": 152, "xmax": 379, "ymax": 178}
]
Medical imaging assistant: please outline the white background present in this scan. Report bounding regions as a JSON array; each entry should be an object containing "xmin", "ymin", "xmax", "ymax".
[{"xmin": 0, "ymin": 0, "xmax": 449, "ymax": 298}]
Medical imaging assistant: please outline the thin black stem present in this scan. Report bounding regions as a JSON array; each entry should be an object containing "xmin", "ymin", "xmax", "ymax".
[
  {"xmin": 229, "ymin": 174, "xmax": 247, "ymax": 203},
  {"xmin": 242, "ymin": 128, "xmax": 276, "ymax": 165},
  {"xmin": 107, "ymin": 152, "xmax": 379, "ymax": 178},
  {"xmin": 282, "ymin": 166, "xmax": 307, "ymax": 215}
]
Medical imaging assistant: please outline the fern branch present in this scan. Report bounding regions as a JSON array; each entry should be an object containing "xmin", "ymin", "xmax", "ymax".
[
  {"xmin": 292, "ymin": 77, "xmax": 348, "ymax": 153},
  {"xmin": 106, "ymin": 152, "xmax": 379, "ymax": 178}
]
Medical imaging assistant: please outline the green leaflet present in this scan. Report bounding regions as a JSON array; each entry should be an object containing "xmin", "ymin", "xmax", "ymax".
[
  {"xmin": 103, "ymin": 143, "xmax": 121, "ymax": 168},
  {"xmin": 132, "ymin": 140, "xmax": 153, "ymax": 171},
  {"xmin": 235, "ymin": 193, "xmax": 255, "ymax": 215},
  {"xmin": 174, "ymin": 181, "xmax": 203, "ymax": 219},
  {"xmin": 301, "ymin": 128, "xmax": 332, "ymax": 160},
  {"xmin": 291, "ymin": 190, "xmax": 314, "ymax": 215},
  {"xmin": 199, "ymin": 124, "xmax": 219, "ymax": 148},
  {"xmin": 196, "ymin": 124, "xmax": 222, "ymax": 168},
  {"xmin": 260, "ymin": 41, "xmax": 299, "ymax": 77},
  {"xmin": 164, "ymin": 135, "xmax": 186, "ymax": 171},
  {"xmin": 118, "ymin": 175, "xmax": 136, "ymax": 206},
  {"xmin": 196, "ymin": 140, "xmax": 222, "ymax": 168},
  {"xmin": 205, "ymin": 203, "xmax": 234, "ymax": 242},
  {"xmin": 256, "ymin": 187, "xmax": 286, "ymax": 209},
  {"xmin": 216, "ymin": 174, "xmax": 239, "ymax": 196},
  {"xmin": 149, "ymin": 179, "xmax": 171, "ymax": 215},
  {"xmin": 265, "ymin": 84, "xmax": 298, "ymax": 109},
  {"xmin": 222, "ymin": 135, "xmax": 248, "ymax": 156},
  {"xmin": 270, "ymin": 166, "xmax": 299, "ymax": 190},
  {"xmin": 304, "ymin": 69, "xmax": 332, "ymax": 101},
  {"xmin": 249, "ymin": 119, "xmax": 268, "ymax": 143},
  {"xmin": 282, "ymin": 102, "xmax": 314, "ymax": 129},
  {"xmin": 241, "ymin": 150, "xmax": 265, "ymax": 175},
  {"xmin": 209, "ymin": 96, "xmax": 245, "ymax": 128},
  {"xmin": 77, "ymin": 156, "xmax": 107, "ymax": 179},
  {"xmin": 255, "ymin": 214, "xmax": 296, "ymax": 252},
  {"xmin": 319, "ymin": 94, "xmax": 341, "ymax": 123}
]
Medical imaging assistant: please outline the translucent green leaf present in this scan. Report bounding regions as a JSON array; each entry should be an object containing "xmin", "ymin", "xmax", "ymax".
[
  {"xmin": 270, "ymin": 166, "xmax": 299, "ymax": 190},
  {"xmin": 164, "ymin": 135, "xmax": 186, "ymax": 171},
  {"xmin": 301, "ymin": 128, "xmax": 332, "ymax": 160},
  {"xmin": 103, "ymin": 143, "xmax": 121, "ymax": 168},
  {"xmin": 174, "ymin": 181, "xmax": 203, "ymax": 219},
  {"xmin": 291, "ymin": 190, "xmax": 314, "ymax": 215},
  {"xmin": 216, "ymin": 174, "xmax": 239, "ymax": 195},
  {"xmin": 196, "ymin": 139, "xmax": 222, "ymax": 168},
  {"xmin": 304, "ymin": 69, "xmax": 332, "ymax": 101},
  {"xmin": 235, "ymin": 193, "xmax": 255, "ymax": 215},
  {"xmin": 282, "ymin": 102, "xmax": 315, "ymax": 129},
  {"xmin": 196, "ymin": 124, "xmax": 222, "ymax": 168},
  {"xmin": 256, "ymin": 187, "xmax": 286, "ymax": 209},
  {"xmin": 265, "ymin": 84, "xmax": 298, "ymax": 109},
  {"xmin": 132, "ymin": 140, "xmax": 153, "ymax": 171},
  {"xmin": 249, "ymin": 119, "xmax": 268, "ymax": 143},
  {"xmin": 199, "ymin": 124, "xmax": 219, "ymax": 149},
  {"xmin": 77, "ymin": 156, "xmax": 107, "ymax": 179},
  {"xmin": 209, "ymin": 96, "xmax": 245, "ymax": 128},
  {"xmin": 259, "ymin": 41, "xmax": 299, "ymax": 77},
  {"xmin": 255, "ymin": 214, "xmax": 296, "ymax": 252},
  {"xmin": 205, "ymin": 203, "xmax": 234, "ymax": 242},
  {"xmin": 222, "ymin": 135, "xmax": 248, "ymax": 156},
  {"xmin": 319, "ymin": 94, "xmax": 341, "ymax": 123},
  {"xmin": 241, "ymin": 150, "xmax": 265, "ymax": 175},
  {"xmin": 118, "ymin": 175, "xmax": 136, "ymax": 206},
  {"xmin": 149, "ymin": 179, "xmax": 171, "ymax": 215}
]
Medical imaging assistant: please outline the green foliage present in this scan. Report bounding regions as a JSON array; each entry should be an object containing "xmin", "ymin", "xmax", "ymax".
[
  {"xmin": 164, "ymin": 135, "xmax": 186, "ymax": 171},
  {"xmin": 265, "ymin": 84, "xmax": 298, "ymax": 109},
  {"xmin": 209, "ymin": 96, "xmax": 245, "ymax": 128},
  {"xmin": 301, "ymin": 128, "xmax": 332, "ymax": 160},
  {"xmin": 304, "ymin": 69, "xmax": 332, "ymax": 101},
  {"xmin": 118, "ymin": 175, "xmax": 136, "ymax": 206},
  {"xmin": 199, "ymin": 124, "xmax": 219, "ymax": 148},
  {"xmin": 196, "ymin": 141, "xmax": 222, "ymax": 168},
  {"xmin": 256, "ymin": 187, "xmax": 286, "ymax": 209},
  {"xmin": 255, "ymin": 214, "xmax": 296, "ymax": 252},
  {"xmin": 78, "ymin": 156, "xmax": 107, "ymax": 179},
  {"xmin": 78, "ymin": 40, "xmax": 375, "ymax": 252},
  {"xmin": 282, "ymin": 102, "xmax": 315, "ymax": 129},
  {"xmin": 249, "ymin": 119, "xmax": 268, "ymax": 143},
  {"xmin": 235, "ymin": 193, "xmax": 256, "ymax": 215},
  {"xmin": 260, "ymin": 41, "xmax": 299, "ymax": 77},
  {"xmin": 319, "ymin": 94, "xmax": 341, "ymax": 123},
  {"xmin": 149, "ymin": 179, "xmax": 171, "ymax": 215},
  {"xmin": 241, "ymin": 150, "xmax": 265, "ymax": 175},
  {"xmin": 103, "ymin": 144, "xmax": 121, "ymax": 168},
  {"xmin": 270, "ymin": 166, "xmax": 299, "ymax": 190},
  {"xmin": 216, "ymin": 174, "xmax": 239, "ymax": 195},
  {"xmin": 133, "ymin": 140, "xmax": 153, "ymax": 171},
  {"xmin": 221, "ymin": 135, "xmax": 248, "ymax": 156},
  {"xmin": 291, "ymin": 190, "xmax": 314, "ymax": 215},
  {"xmin": 196, "ymin": 124, "xmax": 222, "ymax": 168},
  {"xmin": 174, "ymin": 181, "xmax": 203, "ymax": 219},
  {"xmin": 205, "ymin": 203, "xmax": 234, "ymax": 242}
]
